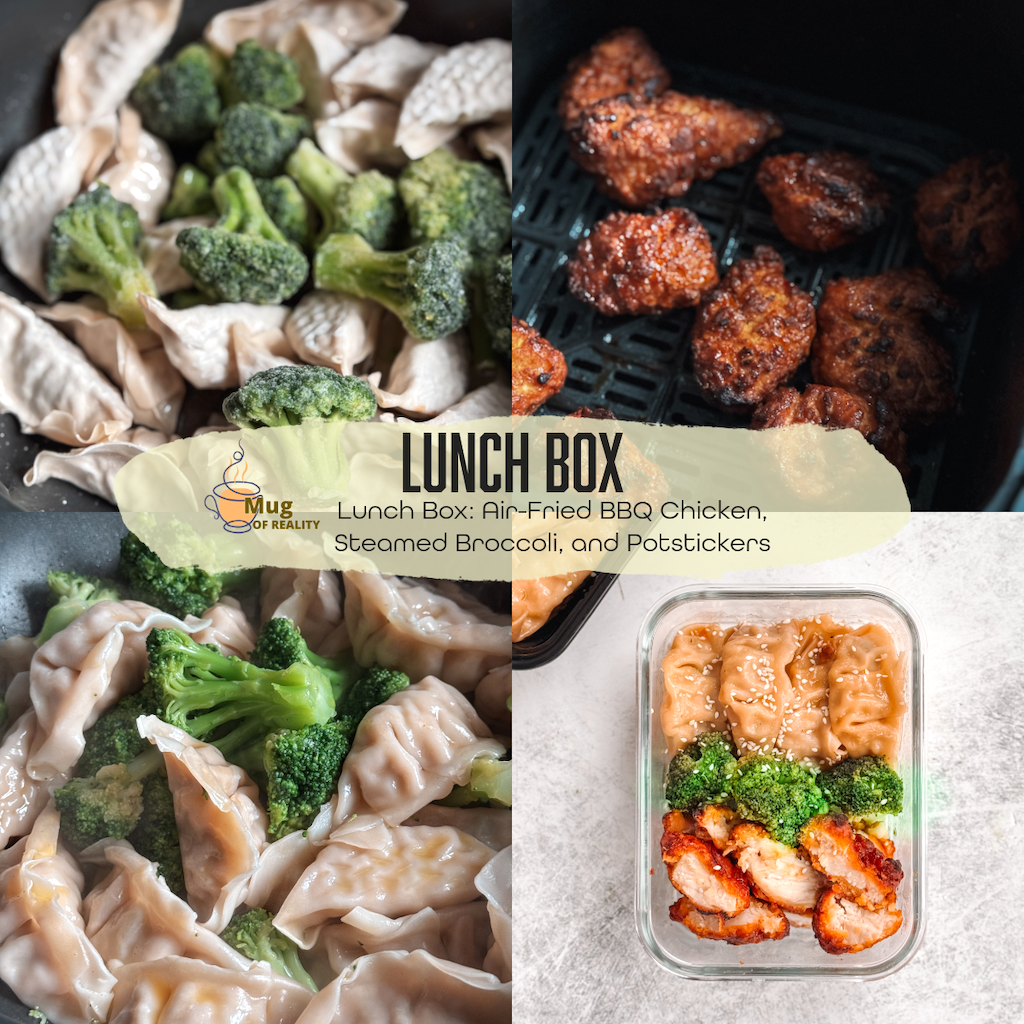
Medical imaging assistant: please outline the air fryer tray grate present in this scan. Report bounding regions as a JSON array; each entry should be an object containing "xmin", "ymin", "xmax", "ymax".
[{"xmin": 512, "ymin": 60, "xmax": 979, "ymax": 512}]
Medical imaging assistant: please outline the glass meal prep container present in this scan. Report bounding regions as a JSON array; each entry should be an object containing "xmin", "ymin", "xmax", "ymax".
[{"xmin": 635, "ymin": 585, "xmax": 926, "ymax": 980}]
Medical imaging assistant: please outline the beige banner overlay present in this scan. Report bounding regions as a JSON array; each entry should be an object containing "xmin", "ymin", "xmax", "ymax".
[{"xmin": 114, "ymin": 416, "xmax": 910, "ymax": 579}]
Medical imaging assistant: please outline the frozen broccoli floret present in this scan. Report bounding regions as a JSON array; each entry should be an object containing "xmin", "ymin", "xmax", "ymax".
[
  {"xmin": 36, "ymin": 571, "xmax": 122, "ymax": 646},
  {"xmin": 398, "ymin": 149, "xmax": 510, "ymax": 271},
  {"xmin": 46, "ymin": 184, "xmax": 158, "ymax": 329},
  {"xmin": 819, "ymin": 755, "xmax": 904, "ymax": 817},
  {"xmin": 438, "ymin": 753, "xmax": 512, "ymax": 808},
  {"xmin": 730, "ymin": 751, "xmax": 829, "ymax": 847},
  {"xmin": 132, "ymin": 43, "xmax": 223, "ymax": 144},
  {"xmin": 255, "ymin": 175, "xmax": 314, "ymax": 249},
  {"xmin": 162, "ymin": 164, "xmax": 216, "ymax": 220},
  {"xmin": 202, "ymin": 102, "xmax": 311, "ymax": 179},
  {"xmin": 286, "ymin": 139, "xmax": 401, "ymax": 249},
  {"xmin": 665, "ymin": 732, "xmax": 737, "ymax": 814},
  {"xmin": 221, "ymin": 908, "xmax": 317, "ymax": 990},
  {"xmin": 222, "ymin": 365, "xmax": 377, "ymax": 428},
  {"xmin": 314, "ymin": 232, "xmax": 469, "ymax": 341},
  {"xmin": 176, "ymin": 167, "xmax": 309, "ymax": 304},
  {"xmin": 222, "ymin": 40, "xmax": 304, "ymax": 109},
  {"xmin": 119, "ymin": 531, "xmax": 256, "ymax": 618},
  {"xmin": 482, "ymin": 252, "xmax": 512, "ymax": 355}
]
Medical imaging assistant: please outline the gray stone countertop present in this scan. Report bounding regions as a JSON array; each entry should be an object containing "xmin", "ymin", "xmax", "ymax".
[{"xmin": 514, "ymin": 513, "xmax": 1023, "ymax": 1024}]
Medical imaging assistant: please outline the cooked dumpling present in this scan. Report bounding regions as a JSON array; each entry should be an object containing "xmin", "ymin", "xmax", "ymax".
[
  {"xmin": 98, "ymin": 104, "xmax": 175, "ymax": 228},
  {"xmin": 83, "ymin": 842, "xmax": 252, "ymax": 970},
  {"xmin": 343, "ymin": 573, "xmax": 511, "ymax": 692},
  {"xmin": 141, "ymin": 216, "xmax": 215, "ymax": 295},
  {"xmin": 331, "ymin": 35, "xmax": 445, "ymax": 109},
  {"xmin": 660, "ymin": 624, "xmax": 733, "ymax": 755},
  {"xmin": 261, "ymin": 568, "xmax": 346, "ymax": 655},
  {"xmin": 137, "ymin": 716, "xmax": 269, "ymax": 931},
  {"xmin": 55, "ymin": 0, "xmax": 183, "ymax": 125},
  {"xmin": 475, "ymin": 844, "xmax": 511, "ymax": 983},
  {"xmin": 187, "ymin": 598, "xmax": 257, "ymax": 659},
  {"xmin": 0, "ymin": 804, "xmax": 116, "ymax": 1024},
  {"xmin": 273, "ymin": 814, "xmax": 494, "ymax": 948},
  {"xmin": 401, "ymin": 804, "xmax": 512, "ymax": 852},
  {"xmin": 290, "ymin": 949, "xmax": 511, "ymax": 1023},
  {"xmin": 284, "ymin": 291, "xmax": 382, "ymax": 375},
  {"xmin": 0, "ymin": 293, "xmax": 133, "ymax": 447},
  {"xmin": 719, "ymin": 622, "xmax": 802, "ymax": 755},
  {"xmin": 245, "ymin": 827, "xmax": 321, "ymax": 914},
  {"xmin": 473, "ymin": 662, "xmax": 511, "ymax": 734},
  {"xmin": 368, "ymin": 331, "xmax": 471, "ymax": 416},
  {"xmin": 778, "ymin": 615, "xmax": 848, "ymax": 765},
  {"xmin": 512, "ymin": 573, "xmax": 592, "ymax": 643},
  {"xmin": 0, "ymin": 711, "xmax": 69, "ymax": 849},
  {"xmin": 278, "ymin": 20, "xmax": 354, "ymax": 119},
  {"xmin": 36, "ymin": 300, "xmax": 186, "ymax": 435},
  {"xmin": 0, "ymin": 635, "xmax": 37, "ymax": 693},
  {"xmin": 334, "ymin": 675, "xmax": 506, "ymax": 826},
  {"xmin": 316, "ymin": 98, "xmax": 408, "ymax": 173},
  {"xmin": 828, "ymin": 623, "xmax": 906, "ymax": 761}
]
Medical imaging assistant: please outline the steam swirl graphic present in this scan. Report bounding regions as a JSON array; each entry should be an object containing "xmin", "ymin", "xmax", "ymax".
[{"xmin": 204, "ymin": 443, "xmax": 262, "ymax": 533}]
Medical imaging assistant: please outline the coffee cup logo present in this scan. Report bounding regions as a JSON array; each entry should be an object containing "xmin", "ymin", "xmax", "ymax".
[{"xmin": 205, "ymin": 444, "xmax": 261, "ymax": 533}]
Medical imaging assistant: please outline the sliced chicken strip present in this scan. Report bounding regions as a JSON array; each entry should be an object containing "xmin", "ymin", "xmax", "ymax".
[
  {"xmin": 662, "ymin": 809, "xmax": 696, "ymax": 835},
  {"xmin": 784, "ymin": 909, "xmax": 813, "ymax": 929},
  {"xmin": 670, "ymin": 896, "xmax": 789, "ymax": 944},
  {"xmin": 731, "ymin": 822, "xmax": 827, "ymax": 913},
  {"xmin": 800, "ymin": 813, "xmax": 903, "ymax": 911},
  {"xmin": 661, "ymin": 826, "xmax": 750, "ymax": 917},
  {"xmin": 693, "ymin": 804, "xmax": 738, "ymax": 852},
  {"xmin": 813, "ymin": 885, "xmax": 902, "ymax": 954}
]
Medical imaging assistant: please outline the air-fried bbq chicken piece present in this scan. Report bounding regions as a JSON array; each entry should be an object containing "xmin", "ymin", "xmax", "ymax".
[
  {"xmin": 813, "ymin": 886, "xmax": 903, "ymax": 955},
  {"xmin": 569, "ymin": 95, "xmax": 696, "ymax": 208},
  {"xmin": 812, "ymin": 268, "xmax": 955, "ymax": 427},
  {"xmin": 691, "ymin": 245, "xmax": 816, "ymax": 411},
  {"xmin": 799, "ymin": 812, "xmax": 903, "ymax": 911},
  {"xmin": 661, "ymin": 815, "xmax": 750, "ymax": 916},
  {"xmin": 558, "ymin": 27, "xmax": 671, "ymax": 129},
  {"xmin": 566, "ymin": 208, "xmax": 719, "ymax": 316},
  {"xmin": 657, "ymin": 92, "xmax": 783, "ymax": 181},
  {"xmin": 751, "ymin": 384, "xmax": 910, "ymax": 477},
  {"xmin": 567, "ymin": 406, "xmax": 616, "ymax": 419},
  {"xmin": 670, "ymin": 895, "xmax": 790, "ymax": 944},
  {"xmin": 730, "ymin": 822, "xmax": 828, "ymax": 914},
  {"xmin": 693, "ymin": 804, "xmax": 739, "ymax": 852},
  {"xmin": 512, "ymin": 317, "xmax": 567, "ymax": 416},
  {"xmin": 914, "ymin": 152, "xmax": 1021, "ymax": 286},
  {"xmin": 756, "ymin": 151, "xmax": 891, "ymax": 252}
]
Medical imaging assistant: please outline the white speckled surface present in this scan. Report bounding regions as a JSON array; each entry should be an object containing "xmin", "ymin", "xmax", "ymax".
[{"xmin": 514, "ymin": 513, "xmax": 1024, "ymax": 1024}]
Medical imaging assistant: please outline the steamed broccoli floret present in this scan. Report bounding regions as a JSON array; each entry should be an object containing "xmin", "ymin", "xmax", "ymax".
[
  {"xmin": 335, "ymin": 663, "xmax": 410, "ymax": 723},
  {"xmin": 439, "ymin": 753, "xmax": 512, "ymax": 808},
  {"xmin": 255, "ymin": 175, "xmax": 314, "ymax": 249},
  {"xmin": 176, "ymin": 166, "xmax": 309, "ymax": 304},
  {"xmin": 36, "ymin": 570, "xmax": 122, "ymax": 647},
  {"xmin": 730, "ymin": 752, "xmax": 829, "ymax": 847},
  {"xmin": 145, "ymin": 627, "xmax": 335, "ymax": 756},
  {"xmin": 76, "ymin": 681, "xmax": 162, "ymax": 778},
  {"xmin": 222, "ymin": 40, "xmax": 305, "ymax": 109},
  {"xmin": 202, "ymin": 102, "xmax": 311, "ymax": 179},
  {"xmin": 131, "ymin": 43, "xmax": 223, "ymax": 144},
  {"xmin": 314, "ymin": 233, "xmax": 469, "ymax": 341},
  {"xmin": 398, "ymin": 149, "xmax": 511, "ymax": 271},
  {"xmin": 162, "ymin": 164, "xmax": 216, "ymax": 220},
  {"xmin": 222, "ymin": 365, "xmax": 377, "ymax": 428},
  {"xmin": 483, "ymin": 252, "xmax": 512, "ymax": 355},
  {"xmin": 251, "ymin": 616, "xmax": 361, "ymax": 701},
  {"xmin": 262, "ymin": 719, "xmax": 352, "ymax": 836},
  {"xmin": 46, "ymin": 184, "xmax": 158, "ymax": 329},
  {"xmin": 286, "ymin": 139, "xmax": 401, "ymax": 249},
  {"xmin": 119, "ymin": 531, "xmax": 255, "ymax": 618},
  {"xmin": 131, "ymin": 770, "xmax": 186, "ymax": 897},
  {"xmin": 221, "ymin": 909, "xmax": 317, "ymax": 990},
  {"xmin": 819, "ymin": 755, "xmax": 903, "ymax": 817},
  {"xmin": 665, "ymin": 731, "xmax": 737, "ymax": 814}
]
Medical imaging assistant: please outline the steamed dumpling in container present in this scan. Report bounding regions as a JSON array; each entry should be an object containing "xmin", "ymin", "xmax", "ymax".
[
  {"xmin": 368, "ymin": 331, "xmax": 470, "ymax": 417},
  {"xmin": 331, "ymin": 35, "xmax": 445, "ymax": 109},
  {"xmin": 511, "ymin": 573, "xmax": 591, "ymax": 643},
  {"xmin": 316, "ymin": 98, "xmax": 408, "ymax": 173},
  {"xmin": 0, "ymin": 804, "xmax": 116, "ymax": 1024},
  {"xmin": 343, "ymin": 573, "xmax": 512, "ymax": 692},
  {"xmin": 55, "ymin": 0, "xmax": 184, "ymax": 125},
  {"xmin": 333, "ymin": 675, "xmax": 506, "ymax": 825},
  {"xmin": 261, "ymin": 568, "xmax": 346, "ymax": 655},
  {"xmin": 0, "ymin": 119, "xmax": 117, "ymax": 297},
  {"xmin": 98, "ymin": 104, "xmax": 175, "ymax": 228},
  {"xmin": 660, "ymin": 624, "xmax": 733, "ymax": 756}
]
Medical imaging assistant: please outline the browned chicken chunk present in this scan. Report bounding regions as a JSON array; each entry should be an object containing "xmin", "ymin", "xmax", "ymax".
[
  {"xmin": 512, "ymin": 317, "xmax": 567, "ymax": 416},
  {"xmin": 670, "ymin": 895, "xmax": 790, "ymax": 944},
  {"xmin": 813, "ymin": 885, "xmax": 903, "ymax": 955},
  {"xmin": 756, "ymin": 151, "xmax": 891, "ymax": 252},
  {"xmin": 657, "ymin": 92, "xmax": 783, "ymax": 181},
  {"xmin": 812, "ymin": 268, "xmax": 955, "ymax": 427},
  {"xmin": 691, "ymin": 245, "xmax": 815, "ymax": 411},
  {"xmin": 558, "ymin": 27, "xmax": 670, "ymax": 129},
  {"xmin": 693, "ymin": 804, "xmax": 738, "ymax": 852},
  {"xmin": 569, "ymin": 95, "xmax": 696, "ymax": 208},
  {"xmin": 730, "ymin": 822, "xmax": 828, "ymax": 914},
  {"xmin": 661, "ymin": 818, "xmax": 750, "ymax": 916},
  {"xmin": 566, "ymin": 208, "xmax": 719, "ymax": 316},
  {"xmin": 914, "ymin": 152, "xmax": 1021, "ymax": 285},
  {"xmin": 799, "ymin": 812, "xmax": 903, "ymax": 911},
  {"xmin": 750, "ymin": 384, "xmax": 909, "ymax": 477}
]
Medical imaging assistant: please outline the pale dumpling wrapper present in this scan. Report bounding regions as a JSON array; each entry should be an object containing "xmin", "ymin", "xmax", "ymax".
[
  {"xmin": 660, "ymin": 624, "xmax": 733, "ymax": 755},
  {"xmin": 0, "ymin": 293, "xmax": 133, "ymax": 448},
  {"xmin": 315, "ymin": 99, "xmax": 407, "ymax": 173},
  {"xmin": 474, "ymin": 119, "xmax": 512, "ymax": 189},
  {"xmin": 0, "ymin": 119, "xmax": 117, "ymax": 297},
  {"xmin": 475, "ymin": 843, "xmax": 512, "ymax": 983},
  {"xmin": 141, "ymin": 216, "xmax": 215, "ymax": 294},
  {"xmin": 98, "ymin": 104, "xmax": 175, "ymax": 228},
  {"xmin": 331, "ymin": 34, "xmax": 445, "ymax": 109},
  {"xmin": 285, "ymin": 290, "xmax": 382, "ymax": 374},
  {"xmin": 279, "ymin": 20, "xmax": 354, "ymax": 119},
  {"xmin": 260, "ymin": 567, "xmax": 346, "ymax": 655},
  {"xmin": 232, "ymin": 320, "xmax": 297, "ymax": 384},
  {"xmin": 368, "ymin": 331, "xmax": 470, "ymax": 417},
  {"xmin": 0, "ymin": 711, "xmax": 68, "ymax": 851},
  {"xmin": 379, "ymin": 380, "xmax": 513, "ymax": 426},
  {"xmin": 473, "ymin": 661, "xmax": 512, "ymax": 734},
  {"xmin": 511, "ymin": 572, "xmax": 592, "ymax": 643},
  {"xmin": 186, "ymin": 598, "xmax": 257, "ymax": 659},
  {"xmin": 401, "ymin": 803, "xmax": 512, "ymax": 853},
  {"xmin": 55, "ymin": 0, "xmax": 184, "ymax": 126}
]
